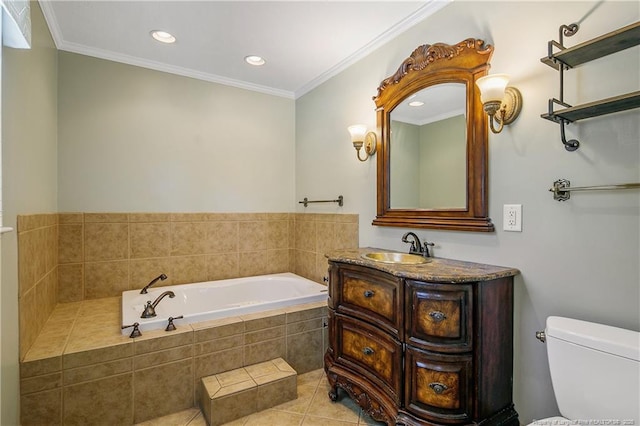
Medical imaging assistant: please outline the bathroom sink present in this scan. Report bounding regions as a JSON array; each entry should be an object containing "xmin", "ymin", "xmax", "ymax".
[{"xmin": 361, "ymin": 252, "xmax": 430, "ymax": 264}]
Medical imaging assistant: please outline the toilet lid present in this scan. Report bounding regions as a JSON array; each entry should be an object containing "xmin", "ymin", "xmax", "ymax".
[{"xmin": 527, "ymin": 416, "xmax": 571, "ymax": 426}]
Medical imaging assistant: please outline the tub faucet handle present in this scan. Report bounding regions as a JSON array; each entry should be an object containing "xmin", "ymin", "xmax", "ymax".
[
  {"xmin": 122, "ymin": 322, "xmax": 142, "ymax": 338},
  {"xmin": 165, "ymin": 315, "xmax": 184, "ymax": 331}
]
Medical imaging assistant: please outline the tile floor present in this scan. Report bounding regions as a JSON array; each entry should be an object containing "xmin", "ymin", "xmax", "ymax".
[{"xmin": 136, "ymin": 369, "xmax": 386, "ymax": 426}]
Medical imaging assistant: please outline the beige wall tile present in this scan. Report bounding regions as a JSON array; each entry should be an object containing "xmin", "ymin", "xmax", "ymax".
[
  {"xmin": 134, "ymin": 345, "xmax": 193, "ymax": 370},
  {"xmin": 286, "ymin": 329, "xmax": 324, "ymax": 374},
  {"xmin": 84, "ymin": 213, "xmax": 129, "ymax": 223},
  {"xmin": 206, "ymin": 253, "xmax": 239, "ymax": 281},
  {"xmin": 63, "ymin": 358, "xmax": 132, "ymax": 385},
  {"xmin": 195, "ymin": 347, "xmax": 244, "ymax": 379},
  {"xmin": 59, "ymin": 213, "xmax": 83, "ymax": 224},
  {"xmin": 20, "ymin": 356, "xmax": 62, "ymax": 378},
  {"xmin": 207, "ymin": 388, "xmax": 257, "ymax": 426},
  {"xmin": 171, "ymin": 213, "xmax": 210, "ymax": 222},
  {"xmin": 193, "ymin": 317, "xmax": 244, "ymax": 343},
  {"xmin": 266, "ymin": 249, "xmax": 290, "ymax": 274},
  {"xmin": 238, "ymin": 221, "xmax": 267, "ymax": 252},
  {"xmin": 285, "ymin": 304, "xmax": 327, "ymax": 323},
  {"xmin": 130, "ymin": 222, "xmax": 171, "ymax": 259},
  {"xmin": 63, "ymin": 373, "xmax": 133, "ymax": 425},
  {"xmin": 294, "ymin": 250, "xmax": 316, "ymax": 281},
  {"xmin": 21, "ymin": 388, "xmax": 62, "ymax": 426},
  {"xmin": 316, "ymin": 221, "xmax": 336, "ymax": 256},
  {"xmin": 20, "ymin": 371, "xmax": 62, "ymax": 395},
  {"xmin": 244, "ymin": 338, "xmax": 285, "ymax": 365},
  {"xmin": 286, "ymin": 318, "xmax": 323, "ymax": 335},
  {"xmin": 59, "ymin": 224, "xmax": 83, "ymax": 264},
  {"xmin": 129, "ymin": 258, "xmax": 173, "ymax": 290},
  {"xmin": 129, "ymin": 213, "xmax": 171, "ymax": 223},
  {"xmin": 134, "ymin": 328, "xmax": 193, "ymax": 355},
  {"xmin": 245, "ymin": 325, "xmax": 285, "ymax": 344},
  {"xmin": 19, "ymin": 288, "xmax": 38, "ymax": 360},
  {"xmin": 267, "ymin": 220, "xmax": 290, "ymax": 250},
  {"xmin": 45, "ymin": 225, "xmax": 59, "ymax": 273},
  {"xmin": 134, "ymin": 359, "xmax": 194, "ymax": 423},
  {"xmin": 84, "ymin": 260, "xmax": 129, "ymax": 298},
  {"xmin": 170, "ymin": 255, "xmax": 207, "ymax": 285},
  {"xmin": 242, "ymin": 310, "xmax": 286, "ymax": 332},
  {"xmin": 63, "ymin": 342, "xmax": 133, "ymax": 369},
  {"xmin": 295, "ymin": 220, "xmax": 316, "ymax": 253},
  {"xmin": 238, "ymin": 251, "xmax": 268, "ymax": 277},
  {"xmin": 205, "ymin": 221, "xmax": 239, "ymax": 253},
  {"xmin": 256, "ymin": 375, "xmax": 297, "ymax": 412},
  {"xmin": 17, "ymin": 214, "xmax": 56, "ymax": 232},
  {"xmin": 171, "ymin": 222, "xmax": 207, "ymax": 255},
  {"xmin": 84, "ymin": 222, "xmax": 129, "ymax": 261},
  {"xmin": 194, "ymin": 335, "xmax": 244, "ymax": 356},
  {"xmin": 19, "ymin": 229, "xmax": 46, "ymax": 296}
]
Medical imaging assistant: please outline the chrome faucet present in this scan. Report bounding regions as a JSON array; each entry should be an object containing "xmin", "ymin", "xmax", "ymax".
[
  {"xmin": 141, "ymin": 291, "xmax": 175, "ymax": 318},
  {"xmin": 401, "ymin": 232, "xmax": 434, "ymax": 258},
  {"xmin": 140, "ymin": 273, "xmax": 167, "ymax": 294}
]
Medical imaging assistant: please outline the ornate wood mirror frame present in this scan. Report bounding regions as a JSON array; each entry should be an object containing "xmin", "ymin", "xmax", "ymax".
[{"xmin": 372, "ymin": 38, "xmax": 495, "ymax": 232}]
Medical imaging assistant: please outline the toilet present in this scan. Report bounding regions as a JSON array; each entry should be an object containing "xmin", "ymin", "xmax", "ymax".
[{"xmin": 531, "ymin": 316, "xmax": 640, "ymax": 425}]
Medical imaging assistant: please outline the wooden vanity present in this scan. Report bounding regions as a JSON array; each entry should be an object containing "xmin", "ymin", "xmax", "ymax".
[{"xmin": 324, "ymin": 248, "xmax": 520, "ymax": 426}]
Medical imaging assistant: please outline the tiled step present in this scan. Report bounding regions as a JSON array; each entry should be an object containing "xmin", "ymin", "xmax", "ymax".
[{"xmin": 199, "ymin": 357, "xmax": 297, "ymax": 426}]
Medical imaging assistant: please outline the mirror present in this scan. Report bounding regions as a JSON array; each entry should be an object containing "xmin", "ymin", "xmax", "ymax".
[
  {"xmin": 389, "ymin": 83, "xmax": 467, "ymax": 209},
  {"xmin": 372, "ymin": 38, "xmax": 495, "ymax": 232}
]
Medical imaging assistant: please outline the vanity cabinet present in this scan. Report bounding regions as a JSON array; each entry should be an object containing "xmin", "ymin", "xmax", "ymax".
[{"xmin": 324, "ymin": 253, "xmax": 519, "ymax": 426}]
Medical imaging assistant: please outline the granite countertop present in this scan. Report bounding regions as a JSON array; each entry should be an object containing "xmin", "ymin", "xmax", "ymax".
[{"xmin": 326, "ymin": 248, "xmax": 520, "ymax": 283}]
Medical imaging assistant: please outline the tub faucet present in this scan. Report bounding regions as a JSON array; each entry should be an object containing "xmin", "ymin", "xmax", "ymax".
[
  {"xmin": 141, "ymin": 291, "xmax": 175, "ymax": 318},
  {"xmin": 140, "ymin": 274, "xmax": 167, "ymax": 294},
  {"xmin": 401, "ymin": 232, "xmax": 434, "ymax": 258}
]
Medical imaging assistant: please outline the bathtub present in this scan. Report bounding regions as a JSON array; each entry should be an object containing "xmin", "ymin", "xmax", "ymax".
[{"xmin": 121, "ymin": 272, "xmax": 328, "ymax": 334}]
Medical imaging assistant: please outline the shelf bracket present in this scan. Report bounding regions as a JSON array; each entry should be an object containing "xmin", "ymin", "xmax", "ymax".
[{"xmin": 559, "ymin": 119, "xmax": 579, "ymax": 152}]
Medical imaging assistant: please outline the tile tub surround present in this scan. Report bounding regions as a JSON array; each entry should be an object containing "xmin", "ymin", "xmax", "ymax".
[
  {"xmin": 20, "ymin": 298, "xmax": 329, "ymax": 425},
  {"xmin": 18, "ymin": 212, "xmax": 358, "ymax": 360},
  {"xmin": 56, "ymin": 212, "xmax": 358, "ymax": 301}
]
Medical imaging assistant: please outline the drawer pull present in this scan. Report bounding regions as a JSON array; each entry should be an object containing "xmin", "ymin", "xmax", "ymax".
[
  {"xmin": 362, "ymin": 347, "xmax": 375, "ymax": 356},
  {"xmin": 363, "ymin": 290, "xmax": 375, "ymax": 298},
  {"xmin": 429, "ymin": 382, "xmax": 448, "ymax": 394},
  {"xmin": 429, "ymin": 311, "xmax": 447, "ymax": 322}
]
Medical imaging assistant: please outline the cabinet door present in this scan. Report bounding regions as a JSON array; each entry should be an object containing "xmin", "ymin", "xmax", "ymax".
[
  {"xmin": 404, "ymin": 346, "xmax": 473, "ymax": 423},
  {"xmin": 405, "ymin": 280, "xmax": 472, "ymax": 353},
  {"xmin": 334, "ymin": 313, "xmax": 403, "ymax": 403},
  {"xmin": 332, "ymin": 263, "xmax": 403, "ymax": 338}
]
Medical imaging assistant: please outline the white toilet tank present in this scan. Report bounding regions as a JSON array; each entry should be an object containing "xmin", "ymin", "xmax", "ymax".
[{"xmin": 546, "ymin": 316, "xmax": 640, "ymax": 423}]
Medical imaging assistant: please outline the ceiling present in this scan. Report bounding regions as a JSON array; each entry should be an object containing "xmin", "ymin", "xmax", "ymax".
[{"xmin": 39, "ymin": 1, "xmax": 451, "ymax": 99}]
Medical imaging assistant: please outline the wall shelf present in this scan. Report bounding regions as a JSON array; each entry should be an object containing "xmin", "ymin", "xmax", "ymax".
[
  {"xmin": 541, "ymin": 91, "xmax": 640, "ymax": 123},
  {"xmin": 541, "ymin": 21, "xmax": 640, "ymax": 70},
  {"xmin": 540, "ymin": 21, "xmax": 640, "ymax": 151}
]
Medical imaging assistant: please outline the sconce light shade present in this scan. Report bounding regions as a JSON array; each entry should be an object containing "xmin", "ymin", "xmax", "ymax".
[
  {"xmin": 476, "ymin": 74, "xmax": 522, "ymax": 134},
  {"xmin": 476, "ymin": 74, "xmax": 510, "ymax": 103},
  {"xmin": 348, "ymin": 124, "xmax": 377, "ymax": 162}
]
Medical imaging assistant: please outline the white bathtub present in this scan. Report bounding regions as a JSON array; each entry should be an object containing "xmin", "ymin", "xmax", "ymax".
[{"xmin": 121, "ymin": 272, "xmax": 328, "ymax": 334}]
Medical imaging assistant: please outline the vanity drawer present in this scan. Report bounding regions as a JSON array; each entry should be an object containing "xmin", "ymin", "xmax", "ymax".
[
  {"xmin": 332, "ymin": 264, "xmax": 402, "ymax": 337},
  {"xmin": 333, "ymin": 313, "xmax": 402, "ymax": 402},
  {"xmin": 405, "ymin": 281, "xmax": 472, "ymax": 353},
  {"xmin": 404, "ymin": 346, "xmax": 472, "ymax": 423}
]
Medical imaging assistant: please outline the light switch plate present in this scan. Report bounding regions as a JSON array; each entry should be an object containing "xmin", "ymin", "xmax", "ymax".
[{"xmin": 503, "ymin": 204, "xmax": 522, "ymax": 232}]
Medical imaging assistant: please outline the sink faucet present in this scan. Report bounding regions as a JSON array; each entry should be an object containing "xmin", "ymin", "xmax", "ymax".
[
  {"xmin": 141, "ymin": 291, "xmax": 175, "ymax": 318},
  {"xmin": 401, "ymin": 232, "xmax": 434, "ymax": 258},
  {"xmin": 140, "ymin": 274, "xmax": 167, "ymax": 294}
]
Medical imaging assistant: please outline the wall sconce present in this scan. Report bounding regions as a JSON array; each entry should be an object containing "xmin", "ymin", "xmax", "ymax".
[
  {"xmin": 347, "ymin": 124, "xmax": 377, "ymax": 162},
  {"xmin": 476, "ymin": 74, "xmax": 523, "ymax": 134}
]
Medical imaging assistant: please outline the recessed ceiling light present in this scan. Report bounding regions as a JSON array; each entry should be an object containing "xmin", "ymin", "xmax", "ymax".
[
  {"xmin": 408, "ymin": 100, "xmax": 424, "ymax": 107},
  {"xmin": 245, "ymin": 55, "xmax": 266, "ymax": 66},
  {"xmin": 150, "ymin": 30, "xmax": 176, "ymax": 44}
]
